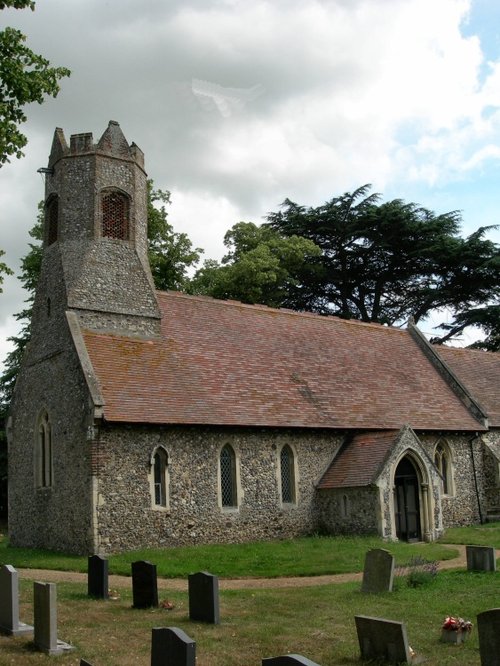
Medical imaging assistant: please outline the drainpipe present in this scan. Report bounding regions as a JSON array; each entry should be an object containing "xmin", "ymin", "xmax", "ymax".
[{"xmin": 469, "ymin": 434, "xmax": 484, "ymax": 524}]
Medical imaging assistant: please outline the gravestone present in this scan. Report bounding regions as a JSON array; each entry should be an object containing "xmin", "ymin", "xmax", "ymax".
[
  {"xmin": 33, "ymin": 582, "xmax": 74, "ymax": 655},
  {"xmin": 262, "ymin": 655, "xmax": 321, "ymax": 665},
  {"xmin": 188, "ymin": 571, "xmax": 220, "ymax": 624},
  {"xmin": 355, "ymin": 615, "xmax": 412, "ymax": 663},
  {"xmin": 80, "ymin": 660, "xmax": 94, "ymax": 666},
  {"xmin": 477, "ymin": 608, "xmax": 500, "ymax": 666},
  {"xmin": 88, "ymin": 555, "xmax": 109, "ymax": 599},
  {"xmin": 151, "ymin": 626, "xmax": 196, "ymax": 666},
  {"xmin": 466, "ymin": 545, "xmax": 497, "ymax": 572},
  {"xmin": 132, "ymin": 560, "xmax": 158, "ymax": 609},
  {"xmin": 0, "ymin": 564, "xmax": 33, "ymax": 635},
  {"xmin": 361, "ymin": 548, "xmax": 395, "ymax": 593}
]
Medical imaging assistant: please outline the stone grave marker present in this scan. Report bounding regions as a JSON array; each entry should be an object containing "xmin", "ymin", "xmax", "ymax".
[
  {"xmin": 477, "ymin": 608, "xmax": 500, "ymax": 666},
  {"xmin": 262, "ymin": 655, "xmax": 321, "ymax": 665},
  {"xmin": 466, "ymin": 545, "xmax": 497, "ymax": 572},
  {"xmin": 188, "ymin": 571, "xmax": 220, "ymax": 624},
  {"xmin": 80, "ymin": 660, "xmax": 94, "ymax": 666},
  {"xmin": 0, "ymin": 564, "xmax": 33, "ymax": 636},
  {"xmin": 88, "ymin": 555, "xmax": 109, "ymax": 599},
  {"xmin": 151, "ymin": 626, "xmax": 196, "ymax": 666},
  {"xmin": 132, "ymin": 560, "xmax": 159, "ymax": 609},
  {"xmin": 355, "ymin": 615, "xmax": 412, "ymax": 663},
  {"xmin": 33, "ymin": 582, "xmax": 74, "ymax": 655},
  {"xmin": 361, "ymin": 548, "xmax": 395, "ymax": 593}
]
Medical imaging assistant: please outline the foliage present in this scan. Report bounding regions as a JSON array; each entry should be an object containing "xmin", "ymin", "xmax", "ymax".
[
  {"xmin": 0, "ymin": 1, "xmax": 70, "ymax": 164},
  {"xmin": 395, "ymin": 555, "xmax": 439, "ymax": 588},
  {"xmin": 266, "ymin": 185, "xmax": 500, "ymax": 344},
  {"xmin": 147, "ymin": 180, "xmax": 202, "ymax": 291},
  {"xmin": 0, "ymin": 250, "xmax": 12, "ymax": 294},
  {"xmin": 189, "ymin": 221, "xmax": 321, "ymax": 307}
]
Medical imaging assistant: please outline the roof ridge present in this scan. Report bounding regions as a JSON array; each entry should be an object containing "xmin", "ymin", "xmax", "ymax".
[{"xmin": 155, "ymin": 289, "xmax": 407, "ymax": 334}]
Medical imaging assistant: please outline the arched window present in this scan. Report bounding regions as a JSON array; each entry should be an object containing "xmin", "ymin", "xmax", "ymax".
[
  {"xmin": 340, "ymin": 493, "xmax": 349, "ymax": 518},
  {"xmin": 101, "ymin": 190, "xmax": 129, "ymax": 240},
  {"xmin": 151, "ymin": 447, "xmax": 169, "ymax": 509},
  {"xmin": 220, "ymin": 444, "xmax": 237, "ymax": 508},
  {"xmin": 434, "ymin": 442, "xmax": 453, "ymax": 495},
  {"xmin": 46, "ymin": 196, "xmax": 58, "ymax": 246},
  {"xmin": 280, "ymin": 444, "xmax": 296, "ymax": 504},
  {"xmin": 35, "ymin": 412, "xmax": 52, "ymax": 488}
]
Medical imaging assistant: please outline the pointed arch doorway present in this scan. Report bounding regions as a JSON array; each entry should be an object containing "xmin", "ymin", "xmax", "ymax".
[{"xmin": 394, "ymin": 457, "xmax": 421, "ymax": 542}]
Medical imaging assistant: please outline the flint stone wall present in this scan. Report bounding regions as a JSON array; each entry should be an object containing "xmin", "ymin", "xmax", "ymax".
[
  {"xmin": 93, "ymin": 424, "xmax": 342, "ymax": 554},
  {"xmin": 8, "ymin": 326, "xmax": 93, "ymax": 554},
  {"xmin": 419, "ymin": 433, "xmax": 486, "ymax": 528}
]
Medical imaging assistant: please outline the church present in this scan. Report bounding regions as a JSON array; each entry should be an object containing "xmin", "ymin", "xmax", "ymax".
[{"xmin": 7, "ymin": 121, "xmax": 500, "ymax": 554}]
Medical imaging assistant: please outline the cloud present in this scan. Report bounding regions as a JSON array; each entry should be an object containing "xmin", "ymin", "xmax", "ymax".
[{"xmin": 1, "ymin": 0, "xmax": 500, "ymax": 366}]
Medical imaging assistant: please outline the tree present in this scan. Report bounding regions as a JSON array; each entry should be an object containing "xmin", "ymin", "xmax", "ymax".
[
  {"xmin": 147, "ymin": 181, "xmax": 202, "ymax": 291},
  {"xmin": 0, "ymin": 1, "xmax": 70, "ymax": 164},
  {"xmin": 265, "ymin": 186, "xmax": 499, "ymax": 343},
  {"xmin": 0, "ymin": 250, "xmax": 13, "ymax": 294},
  {"xmin": 189, "ymin": 221, "xmax": 321, "ymax": 307}
]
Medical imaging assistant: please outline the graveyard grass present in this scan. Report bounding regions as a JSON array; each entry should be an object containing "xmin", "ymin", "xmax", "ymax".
[
  {"xmin": 0, "ymin": 532, "xmax": 460, "ymax": 579},
  {"xmin": 0, "ymin": 523, "xmax": 499, "ymax": 664},
  {"xmin": 1, "ymin": 567, "xmax": 497, "ymax": 665}
]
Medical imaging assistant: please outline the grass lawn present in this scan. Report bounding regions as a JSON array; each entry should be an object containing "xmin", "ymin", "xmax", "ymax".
[
  {"xmin": 0, "ymin": 524, "xmax": 498, "ymax": 663},
  {"xmin": 0, "ymin": 568, "xmax": 493, "ymax": 665},
  {"xmin": 440, "ymin": 521, "xmax": 500, "ymax": 548},
  {"xmin": 0, "ymin": 533, "xmax": 459, "ymax": 579}
]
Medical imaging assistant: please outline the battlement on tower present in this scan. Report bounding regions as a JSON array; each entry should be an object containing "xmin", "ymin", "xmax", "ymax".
[{"xmin": 48, "ymin": 120, "xmax": 145, "ymax": 169}]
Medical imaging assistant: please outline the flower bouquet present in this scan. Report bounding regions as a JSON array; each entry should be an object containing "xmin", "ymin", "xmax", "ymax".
[{"xmin": 441, "ymin": 616, "xmax": 473, "ymax": 644}]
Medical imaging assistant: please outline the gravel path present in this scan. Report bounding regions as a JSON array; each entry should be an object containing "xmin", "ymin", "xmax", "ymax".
[{"xmin": 17, "ymin": 544, "xmax": 468, "ymax": 591}]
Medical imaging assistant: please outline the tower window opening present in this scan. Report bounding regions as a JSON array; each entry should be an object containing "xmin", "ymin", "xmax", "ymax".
[
  {"xmin": 102, "ymin": 191, "xmax": 129, "ymax": 240},
  {"xmin": 46, "ymin": 196, "xmax": 58, "ymax": 245}
]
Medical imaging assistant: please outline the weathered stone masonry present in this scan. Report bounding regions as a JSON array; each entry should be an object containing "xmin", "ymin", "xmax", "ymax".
[{"xmin": 7, "ymin": 121, "xmax": 499, "ymax": 555}]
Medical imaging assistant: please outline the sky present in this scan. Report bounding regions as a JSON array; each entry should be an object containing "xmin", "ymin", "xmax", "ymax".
[{"xmin": 1, "ymin": 0, "xmax": 500, "ymax": 367}]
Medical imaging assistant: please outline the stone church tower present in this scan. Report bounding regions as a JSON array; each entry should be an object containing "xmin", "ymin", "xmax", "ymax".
[{"xmin": 8, "ymin": 122, "xmax": 160, "ymax": 552}]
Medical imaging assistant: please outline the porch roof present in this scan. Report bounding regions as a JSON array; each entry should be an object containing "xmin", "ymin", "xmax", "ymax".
[{"xmin": 317, "ymin": 430, "xmax": 399, "ymax": 489}]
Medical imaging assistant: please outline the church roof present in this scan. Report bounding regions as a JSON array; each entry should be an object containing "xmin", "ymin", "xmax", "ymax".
[
  {"xmin": 317, "ymin": 431, "xmax": 399, "ymax": 489},
  {"xmin": 81, "ymin": 291, "xmax": 485, "ymax": 431},
  {"xmin": 434, "ymin": 345, "xmax": 500, "ymax": 428}
]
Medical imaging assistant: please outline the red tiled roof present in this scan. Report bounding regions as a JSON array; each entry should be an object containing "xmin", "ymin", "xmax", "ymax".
[
  {"xmin": 434, "ymin": 345, "xmax": 500, "ymax": 428},
  {"xmin": 81, "ymin": 291, "xmax": 484, "ymax": 430},
  {"xmin": 317, "ymin": 431, "xmax": 399, "ymax": 488}
]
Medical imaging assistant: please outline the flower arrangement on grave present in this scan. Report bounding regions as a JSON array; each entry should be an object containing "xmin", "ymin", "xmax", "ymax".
[
  {"xmin": 442, "ymin": 616, "xmax": 473, "ymax": 633},
  {"xmin": 159, "ymin": 598, "xmax": 175, "ymax": 610}
]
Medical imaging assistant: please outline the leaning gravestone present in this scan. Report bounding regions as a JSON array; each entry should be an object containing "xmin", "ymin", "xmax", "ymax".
[
  {"xmin": 188, "ymin": 571, "xmax": 220, "ymax": 624},
  {"xmin": 151, "ymin": 626, "xmax": 196, "ymax": 666},
  {"xmin": 361, "ymin": 548, "xmax": 395, "ymax": 593},
  {"xmin": 33, "ymin": 582, "xmax": 73, "ymax": 655},
  {"xmin": 466, "ymin": 545, "xmax": 497, "ymax": 572},
  {"xmin": 355, "ymin": 615, "xmax": 412, "ymax": 663},
  {"xmin": 132, "ymin": 560, "xmax": 159, "ymax": 609},
  {"xmin": 477, "ymin": 608, "xmax": 500, "ymax": 666},
  {"xmin": 0, "ymin": 564, "xmax": 33, "ymax": 636},
  {"xmin": 262, "ymin": 655, "xmax": 321, "ymax": 665},
  {"xmin": 88, "ymin": 555, "xmax": 109, "ymax": 599}
]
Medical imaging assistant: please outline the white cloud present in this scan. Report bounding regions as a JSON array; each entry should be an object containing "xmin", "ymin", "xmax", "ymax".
[{"xmin": 1, "ymin": 0, "xmax": 500, "ymax": 371}]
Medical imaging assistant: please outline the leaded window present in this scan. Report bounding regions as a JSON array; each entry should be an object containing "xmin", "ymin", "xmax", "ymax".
[
  {"xmin": 220, "ymin": 444, "xmax": 237, "ymax": 508},
  {"xmin": 101, "ymin": 190, "xmax": 129, "ymax": 240},
  {"xmin": 434, "ymin": 443, "xmax": 452, "ymax": 495},
  {"xmin": 280, "ymin": 444, "xmax": 296, "ymax": 504},
  {"xmin": 153, "ymin": 448, "xmax": 168, "ymax": 507}
]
